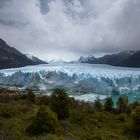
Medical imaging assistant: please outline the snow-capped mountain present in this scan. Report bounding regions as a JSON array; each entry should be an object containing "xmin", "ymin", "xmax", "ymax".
[
  {"xmin": 0, "ymin": 38, "xmax": 47, "ymax": 69},
  {"xmin": 25, "ymin": 54, "xmax": 47, "ymax": 65},
  {"xmin": 79, "ymin": 55, "xmax": 96, "ymax": 63},
  {"xmin": 79, "ymin": 50, "xmax": 140, "ymax": 68},
  {"xmin": 45, "ymin": 59, "xmax": 67, "ymax": 64}
]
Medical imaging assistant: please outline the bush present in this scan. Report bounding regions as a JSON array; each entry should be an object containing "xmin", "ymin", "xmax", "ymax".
[
  {"xmin": 70, "ymin": 110, "xmax": 85, "ymax": 125},
  {"xmin": 124, "ymin": 107, "xmax": 140, "ymax": 138},
  {"xmin": 104, "ymin": 97, "xmax": 114, "ymax": 111},
  {"xmin": 131, "ymin": 101, "xmax": 140, "ymax": 109},
  {"xmin": 19, "ymin": 94, "xmax": 27, "ymax": 100},
  {"xmin": 27, "ymin": 90, "xmax": 36, "ymax": 103},
  {"xmin": 131, "ymin": 107, "xmax": 140, "ymax": 138},
  {"xmin": 118, "ymin": 114, "xmax": 127, "ymax": 122},
  {"xmin": 26, "ymin": 106, "xmax": 60, "ymax": 136},
  {"xmin": 0, "ymin": 104, "xmax": 17, "ymax": 118},
  {"xmin": 37, "ymin": 96, "xmax": 51, "ymax": 105},
  {"xmin": 50, "ymin": 89, "xmax": 70, "ymax": 120}
]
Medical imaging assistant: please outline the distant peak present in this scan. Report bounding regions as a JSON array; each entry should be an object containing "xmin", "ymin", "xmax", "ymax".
[
  {"xmin": 25, "ymin": 54, "xmax": 47, "ymax": 64},
  {"xmin": 79, "ymin": 55, "xmax": 96, "ymax": 63}
]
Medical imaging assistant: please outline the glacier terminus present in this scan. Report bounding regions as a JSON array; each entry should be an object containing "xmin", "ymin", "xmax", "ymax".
[{"xmin": 0, "ymin": 63, "xmax": 140, "ymax": 102}]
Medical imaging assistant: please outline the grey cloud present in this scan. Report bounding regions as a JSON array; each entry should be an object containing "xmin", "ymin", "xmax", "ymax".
[
  {"xmin": 39, "ymin": 0, "xmax": 50, "ymax": 14},
  {"xmin": 0, "ymin": 0, "xmax": 140, "ymax": 60}
]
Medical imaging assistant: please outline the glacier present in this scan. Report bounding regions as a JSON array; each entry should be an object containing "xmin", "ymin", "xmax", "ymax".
[{"xmin": 0, "ymin": 63, "xmax": 140, "ymax": 102}]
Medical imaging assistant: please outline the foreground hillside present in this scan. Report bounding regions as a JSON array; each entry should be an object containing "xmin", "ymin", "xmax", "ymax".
[
  {"xmin": 0, "ymin": 38, "xmax": 47, "ymax": 69},
  {"xmin": 0, "ymin": 88, "xmax": 140, "ymax": 140}
]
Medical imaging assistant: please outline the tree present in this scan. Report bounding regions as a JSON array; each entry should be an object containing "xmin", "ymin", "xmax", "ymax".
[
  {"xmin": 50, "ymin": 88, "xmax": 70, "ymax": 120},
  {"xmin": 27, "ymin": 90, "xmax": 36, "ymax": 103},
  {"xmin": 104, "ymin": 97, "xmax": 114, "ymax": 111},
  {"xmin": 117, "ymin": 96, "xmax": 128, "ymax": 113},
  {"xmin": 94, "ymin": 96, "xmax": 102, "ymax": 110},
  {"xmin": 26, "ymin": 106, "xmax": 59, "ymax": 135}
]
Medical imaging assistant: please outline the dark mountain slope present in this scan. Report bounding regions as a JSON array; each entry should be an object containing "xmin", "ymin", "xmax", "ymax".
[
  {"xmin": 0, "ymin": 38, "xmax": 47, "ymax": 69},
  {"xmin": 79, "ymin": 51, "xmax": 140, "ymax": 68}
]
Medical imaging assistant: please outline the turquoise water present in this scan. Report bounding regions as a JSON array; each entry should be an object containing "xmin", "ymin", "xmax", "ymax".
[{"xmin": 111, "ymin": 91, "xmax": 140, "ymax": 106}]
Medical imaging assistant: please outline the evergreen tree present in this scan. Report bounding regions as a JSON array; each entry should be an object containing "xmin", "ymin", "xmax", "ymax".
[
  {"xmin": 50, "ymin": 88, "xmax": 70, "ymax": 120},
  {"xmin": 117, "ymin": 96, "xmax": 128, "ymax": 113},
  {"xmin": 104, "ymin": 97, "xmax": 114, "ymax": 111},
  {"xmin": 94, "ymin": 96, "xmax": 102, "ymax": 110},
  {"xmin": 26, "ymin": 106, "xmax": 59, "ymax": 135}
]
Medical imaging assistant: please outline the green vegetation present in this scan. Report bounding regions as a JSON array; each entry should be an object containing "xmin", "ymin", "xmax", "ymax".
[
  {"xmin": 131, "ymin": 107, "xmax": 140, "ymax": 138},
  {"xmin": 26, "ymin": 106, "xmax": 59, "ymax": 136},
  {"xmin": 0, "ymin": 88, "xmax": 140, "ymax": 140},
  {"xmin": 124, "ymin": 107, "xmax": 140, "ymax": 139},
  {"xmin": 104, "ymin": 97, "xmax": 114, "ymax": 111},
  {"xmin": 50, "ymin": 89, "xmax": 70, "ymax": 120},
  {"xmin": 94, "ymin": 97, "xmax": 102, "ymax": 110},
  {"xmin": 117, "ymin": 96, "xmax": 129, "ymax": 113},
  {"xmin": 27, "ymin": 90, "xmax": 36, "ymax": 103}
]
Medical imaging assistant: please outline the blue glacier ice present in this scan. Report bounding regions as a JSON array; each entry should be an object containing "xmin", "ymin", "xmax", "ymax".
[{"xmin": 0, "ymin": 63, "xmax": 140, "ymax": 102}]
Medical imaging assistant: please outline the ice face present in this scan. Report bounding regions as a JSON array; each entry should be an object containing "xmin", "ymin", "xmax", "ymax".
[{"xmin": 0, "ymin": 63, "xmax": 140, "ymax": 99}]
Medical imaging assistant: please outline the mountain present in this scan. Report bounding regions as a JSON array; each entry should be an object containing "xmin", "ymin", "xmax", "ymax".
[
  {"xmin": 45, "ymin": 59, "xmax": 68, "ymax": 64},
  {"xmin": 79, "ymin": 55, "xmax": 96, "ymax": 63},
  {"xmin": 25, "ymin": 54, "xmax": 47, "ymax": 65},
  {"xmin": 79, "ymin": 50, "xmax": 140, "ymax": 68},
  {"xmin": 0, "ymin": 38, "xmax": 47, "ymax": 69}
]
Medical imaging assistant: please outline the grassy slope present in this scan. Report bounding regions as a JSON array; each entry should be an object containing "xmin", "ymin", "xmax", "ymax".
[{"xmin": 0, "ymin": 93, "xmax": 137, "ymax": 140}]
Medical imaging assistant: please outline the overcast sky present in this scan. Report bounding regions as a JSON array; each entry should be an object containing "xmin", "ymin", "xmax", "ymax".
[{"xmin": 0, "ymin": 0, "xmax": 140, "ymax": 60}]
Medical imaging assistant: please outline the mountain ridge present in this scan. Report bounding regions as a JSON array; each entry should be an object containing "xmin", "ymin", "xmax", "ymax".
[
  {"xmin": 0, "ymin": 38, "xmax": 47, "ymax": 69},
  {"xmin": 79, "ymin": 50, "xmax": 140, "ymax": 68},
  {"xmin": 25, "ymin": 54, "xmax": 47, "ymax": 65}
]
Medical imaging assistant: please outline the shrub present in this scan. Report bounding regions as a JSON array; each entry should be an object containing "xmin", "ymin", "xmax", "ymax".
[
  {"xmin": 104, "ymin": 97, "xmax": 114, "ymax": 111},
  {"xmin": 0, "ymin": 104, "xmax": 17, "ymax": 118},
  {"xmin": 131, "ymin": 101, "xmax": 140, "ymax": 109},
  {"xmin": 27, "ymin": 90, "xmax": 36, "ymax": 103},
  {"xmin": 70, "ymin": 110, "xmax": 85, "ymax": 125},
  {"xmin": 118, "ymin": 114, "xmax": 127, "ymax": 122},
  {"xmin": 37, "ymin": 96, "xmax": 51, "ymax": 105},
  {"xmin": 124, "ymin": 107, "xmax": 140, "ymax": 138},
  {"xmin": 131, "ymin": 107, "xmax": 140, "ymax": 138},
  {"xmin": 19, "ymin": 94, "xmax": 28, "ymax": 100},
  {"xmin": 26, "ymin": 106, "xmax": 59, "ymax": 136},
  {"xmin": 50, "ymin": 89, "xmax": 70, "ymax": 120}
]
